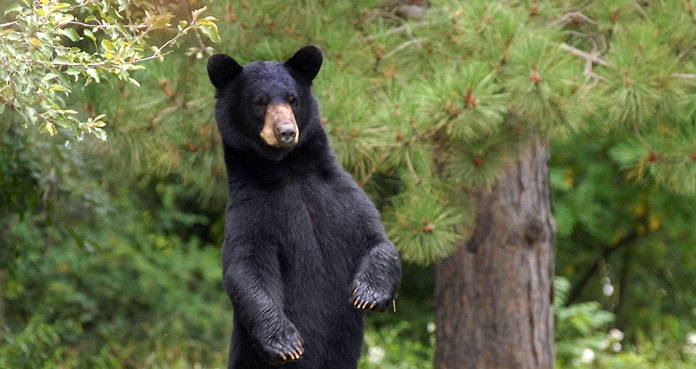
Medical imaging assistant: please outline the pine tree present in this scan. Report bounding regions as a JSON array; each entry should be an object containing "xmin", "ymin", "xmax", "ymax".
[{"xmin": 336, "ymin": 1, "xmax": 696, "ymax": 367}]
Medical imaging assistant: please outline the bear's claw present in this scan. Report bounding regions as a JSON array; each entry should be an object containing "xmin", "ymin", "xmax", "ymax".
[
  {"xmin": 350, "ymin": 279, "xmax": 397, "ymax": 312},
  {"xmin": 280, "ymin": 345, "xmax": 304, "ymax": 362},
  {"xmin": 260, "ymin": 324, "xmax": 304, "ymax": 364},
  {"xmin": 278, "ymin": 340, "xmax": 303, "ymax": 363}
]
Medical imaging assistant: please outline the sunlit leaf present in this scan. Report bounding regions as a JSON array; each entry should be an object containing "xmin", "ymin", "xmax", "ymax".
[
  {"xmin": 58, "ymin": 28, "xmax": 81, "ymax": 42},
  {"xmin": 197, "ymin": 18, "xmax": 220, "ymax": 43},
  {"xmin": 4, "ymin": 3, "xmax": 22, "ymax": 15}
]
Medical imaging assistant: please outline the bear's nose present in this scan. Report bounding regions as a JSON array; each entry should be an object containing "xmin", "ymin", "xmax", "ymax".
[{"xmin": 275, "ymin": 124, "xmax": 297, "ymax": 146}]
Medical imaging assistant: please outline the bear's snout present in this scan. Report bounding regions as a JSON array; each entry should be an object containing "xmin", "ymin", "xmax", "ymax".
[
  {"xmin": 275, "ymin": 124, "xmax": 297, "ymax": 146},
  {"xmin": 260, "ymin": 104, "xmax": 299, "ymax": 148}
]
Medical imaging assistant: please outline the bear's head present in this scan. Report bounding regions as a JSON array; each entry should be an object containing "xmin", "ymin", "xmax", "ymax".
[{"xmin": 207, "ymin": 46, "xmax": 323, "ymax": 161}]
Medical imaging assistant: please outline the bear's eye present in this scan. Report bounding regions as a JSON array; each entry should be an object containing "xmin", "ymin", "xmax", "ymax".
[
  {"xmin": 254, "ymin": 97, "xmax": 268, "ymax": 108},
  {"xmin": 287, "ymin": 95, "xmax": 298, "ymax": 106}
]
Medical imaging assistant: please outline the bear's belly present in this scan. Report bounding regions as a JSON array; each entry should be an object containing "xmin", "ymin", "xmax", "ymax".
[
  {"xmin": 276, "ymin": 180, "xmax": 366, "ymax": 323},
  {"xmin": 279, "ymin": 193, "xmax": 361, "ymax": 295}
]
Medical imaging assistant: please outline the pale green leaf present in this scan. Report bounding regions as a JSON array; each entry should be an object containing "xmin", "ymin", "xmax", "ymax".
[
  {"xmin": 83, "ymin": 29, "xmax": 96, "ymax": 42},
  {"xmin": 58, "ymin": 28, "xmax": 81, "ymax": 42},
  {"xmin": 4, "ymin": 3, "xmax": 22, "ymax": 15},
  {"xmin": 52, "ymin": 3, "xmax": 70, "ymax": 11},
  {"xmin": 92, "ymin": 127, "xmax": 107, "ymax": 141},
  {"xmin": 42, "ymin": 72, "xmax": 59, "ymax": 81},
  {"xmin": 5, "ymin": 31, "xmax": 22, "ymax": 41},
  {"xmin": 101, "ymin": 39, "xmax": 113, "ymax": 52},
  {"xmin": 54, "ymin": 56, "xmax": 69, "ymax": 64},
  {"xmin": 85, "ymin": 68, "xmax": 99, "ymax": 82},
  {"xmin": 197, "ymin": 18, "xmax": 220, "ymax": 43}
]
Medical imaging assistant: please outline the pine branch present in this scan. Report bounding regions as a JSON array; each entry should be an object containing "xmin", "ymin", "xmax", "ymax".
[{"xmin": 558, "ymin": 44, "xmax": 696, "ymax": 80}]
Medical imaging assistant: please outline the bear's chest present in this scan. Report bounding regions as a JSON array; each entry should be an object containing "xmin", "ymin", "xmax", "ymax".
[
  {"xmin": 281, "ymin": 176, "xmax": 363, "ymax": 248},
  {"xmin": 266, "ymin": 176, "xmax": 365, "ymax": 289}
]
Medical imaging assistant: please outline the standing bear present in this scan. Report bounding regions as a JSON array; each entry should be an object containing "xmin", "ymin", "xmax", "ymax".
[{"xmin": 207, "ymin": 45, "xmax": 402, "ymax": 369}]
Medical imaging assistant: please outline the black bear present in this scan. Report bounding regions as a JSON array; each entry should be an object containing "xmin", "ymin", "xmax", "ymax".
[{"xmin": 207, "ymin": 45, "xmax": 402, "ymax": 369}]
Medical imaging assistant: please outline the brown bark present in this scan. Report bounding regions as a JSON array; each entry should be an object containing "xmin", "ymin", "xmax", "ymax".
[{"xmin": 434, "ymin": 138, "xmax": 556, "ymax": 369}]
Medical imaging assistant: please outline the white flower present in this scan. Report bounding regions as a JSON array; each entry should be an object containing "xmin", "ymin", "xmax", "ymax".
[
  {"xmin": 580, "ymin": 348, "xmax": 595, "ymax": 363},
  {"xmin": 684, "ymin": 345, "xmax": 696, "ymax": 355},
  {"xmin": 367, "ymin": 346, "xmax": 386, "ymax": 364},
  {"xmin": 688, "ymin": 333, "xmax": 696, "ymax": 346},
  {"xmin": 609, "ymin": 329, "xmax": 624, "ymax": 341},
  {"xmin": 427, "ymin": 322, "xmax": 437, "ymax": 334},
  {"xmin": 612, "ymin": 342, "xmax": 622, "ymax": 352},
  {"xmin": 602, "ymin": 283, "xmax": 614, "ymax": 297},
  {"xmin": 598, "ymin": 339, "xmax": 609, "ymax": 350}
]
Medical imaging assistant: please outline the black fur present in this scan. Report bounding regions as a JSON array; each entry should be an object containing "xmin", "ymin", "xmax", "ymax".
[{"xmin": 208, "ymin": 46, "xmax": 402, "ymax": 369}]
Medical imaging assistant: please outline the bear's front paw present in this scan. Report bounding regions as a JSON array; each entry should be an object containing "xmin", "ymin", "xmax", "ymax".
[
  {"xmin": 350, "ymin": 278, "xmax": 397, "ymax": 313},
  {"xmin": 258, "ymin": 323, "xmax": 304, "ymax": 364}
]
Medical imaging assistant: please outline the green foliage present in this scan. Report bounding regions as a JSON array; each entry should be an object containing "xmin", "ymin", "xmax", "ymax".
[
  {"xmin": 386, "ymin": 181, "xmax": 471, "ymax": 265},
  {"xmin": 0, "ymin": 317, "xmax": 73, "ymax": 369},
  {"xmin": 360, "ymin": 321, "xmax": 434, "ymax": 369},
  {"xmin": 554, "ymin": 276, "xmax": 615, "ymax": 366},
  {"xmin": 0, "ymin": 0, "xmax": 220, "ymax": 140},
  {"xmin": 422, "ymin": 61, "xmax": 508, "ymax": 142},
  {"xmin": 1, "ymin": 215, "xmax": 229, "ymax": 369},
  {"xmin": 552, "ymin": 128, "xmax": 696, "ymax": 365},
  {"xmin": 0, "ymin": 122, "xmax": 40, "ymax": 222}
]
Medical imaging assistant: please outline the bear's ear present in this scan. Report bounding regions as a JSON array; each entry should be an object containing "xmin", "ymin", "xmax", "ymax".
[
  {"xmin": 207, "ymin": 54, "xmax": 243, "ymax": 90},
  {"xmin": 285, "ymin": 45, "xmax": 323, "ymax": 82}
]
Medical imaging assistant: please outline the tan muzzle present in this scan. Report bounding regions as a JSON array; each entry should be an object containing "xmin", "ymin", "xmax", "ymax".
[{"xmin": 260, "ymin": 104, "xmax": 299, "ymax": 148}]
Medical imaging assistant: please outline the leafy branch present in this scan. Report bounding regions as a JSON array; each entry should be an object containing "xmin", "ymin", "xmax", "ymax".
[{"xmin": 0, "ymin": 0, "xmax": 220, "ymax": 141}]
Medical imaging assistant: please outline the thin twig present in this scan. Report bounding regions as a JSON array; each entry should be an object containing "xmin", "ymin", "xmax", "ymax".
[
  {"xmin": 563, "ymin": 30, "xmax": 607, "ymax": 53},
  {"xmin": 67, "ymin": 20, "xmax": 148, "ymax": 30},
  {"xmin": 382, "ymin": 39, "xmax": 421, "ymax": 60},
  {"xmin": 676, "ymin": 41, "xmax": 696, "ymax": 62},
  {"xmin": 367, "ymin": 10, "xmax": 406, "ymax": 24},
  {"xmin": 560, "ymin": 43, "xmax": 696, "ymax": 81},
  {"xmin": 552, "ymin": 12, "xmax": 599, "ymax": 27},
  {"xmin": 558, "ymin": 43, "xmax": 608, "ymax": 66},
  {"xmin": 68, "ymin": 0, "xmax": 100, "ymax": 11},
  {"xmin": 355, "ymin": 21, "xmax": 431, "ymax": 43},
  {"xmin": 404, "ymin": 149, "xmax": 422, "ymax": 185},
  {"xmin": 358, "ymin": 162, "xmax": 380, "ymax": 188},
  {"xmin": 19, "ymin": 50, "xmax": 174, "ymax": 69},
  {"xmin": 631, "ymin": 1, "xmax": 651, "ymax": 21},
  {"xmin": 180, "ymin": 0, "xmax": 208, "ymax": 52}
]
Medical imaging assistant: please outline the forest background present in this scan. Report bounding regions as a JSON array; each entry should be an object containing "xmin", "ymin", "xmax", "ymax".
[{"xmin": 2, "ymin": 0, "xmax": 696, "ymax": 368}]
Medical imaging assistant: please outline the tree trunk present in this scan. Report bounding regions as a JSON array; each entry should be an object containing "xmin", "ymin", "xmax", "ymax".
[{"xmin": 434, "ymin": 137, "xmax": 556, "ymax": 369}]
